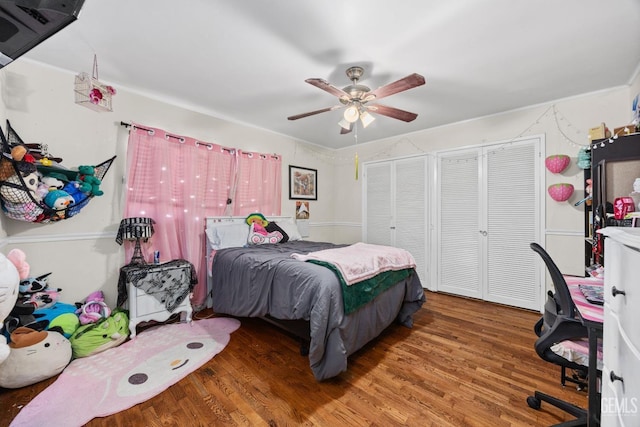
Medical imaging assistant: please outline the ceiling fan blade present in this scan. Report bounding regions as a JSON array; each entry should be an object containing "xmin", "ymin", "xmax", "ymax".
[
  {"xmin": 287, "ymin": 105, "xmax": 341, "ymax": 120},
  {"xmin": 305, "ymin": 78, "xmax": 351, "ymax": 101},
  {"xmin": 366, "ymin": 73, "xmax": 425, "ymax": 101},
  {"xmin": 367, "ymin": 104, "xmax": 418, "ymax": 122}
]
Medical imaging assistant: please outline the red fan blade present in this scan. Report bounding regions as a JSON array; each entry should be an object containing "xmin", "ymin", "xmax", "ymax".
[
  {"xmin": 367, "ymin": 104, "xmax": 418, "ymax": 122},
  {"xmin": 366, "ymin": 73, "xmax": 425, "ymax": 101},
  {"xmin": 305, "ymin": 78, "xmax": 351, "ymax": 101},
  {"xmin": 287, "ymin": 105, "xmax": 342, "ymax": 121}
]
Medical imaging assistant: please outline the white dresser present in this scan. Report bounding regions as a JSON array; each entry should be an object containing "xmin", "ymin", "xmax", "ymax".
[
  {"xmin": 127, "ymin": 282, "xmax": 192, "ymax": 338},
  {"xmin": 600, "ymin": 227, "xmax": 640, "ymax": 426},
  {"xmin": 118, "ymin": 260, "xmax": 195, "ymax": 338}
]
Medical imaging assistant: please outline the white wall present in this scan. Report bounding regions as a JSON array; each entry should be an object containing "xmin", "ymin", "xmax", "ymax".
[
  {"xmin": 332, "ymin": 85, "xmax": 634, "ymax": 280},
  {"xmin": 1, "ymin": 59, "xmax": 638, "ymax": 306},
  {"xmin": 0, "ymin": 60, "xmax": 335, "ymax": 306}
]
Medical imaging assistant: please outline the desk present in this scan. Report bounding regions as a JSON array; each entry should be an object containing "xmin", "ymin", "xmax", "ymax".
[{"xmin": 566, "ymin": 276, "xmax": 604, "ymax": 427}]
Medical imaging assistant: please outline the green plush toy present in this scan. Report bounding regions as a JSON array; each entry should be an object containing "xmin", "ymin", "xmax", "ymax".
[
  {"xmin": 76, "ymin": 165, "xmax": 103, "ymax": 196},
  {"xmin": 245, "ymin": 212, "xmax": 268, "ymax": 227},
  {"xmin": 69, "ymin": 309, "xmax": 129, "ymax": 358}
]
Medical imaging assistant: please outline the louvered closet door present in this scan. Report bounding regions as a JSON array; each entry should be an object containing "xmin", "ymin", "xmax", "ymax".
[
  {"xmin": 364, "ymin": 162, "xmax": 393, "ymax": 246},
  {"xmin": 484, "ymin": 139, "xmax": 540, "ymax": 310},
  {"xmin": 363, "ymin": 157, "xmax": 427, "ymax": 283},
  {"xmin": 437, "ymin": 149, "xmax": 482, "ymax": 299},
  {"xmin": 436, "ymin": 138, "xmax": 541, "ymax": 310},
  {"xmin": 394, "ymin": 157, "xmax": 427, "ymax": 282}
]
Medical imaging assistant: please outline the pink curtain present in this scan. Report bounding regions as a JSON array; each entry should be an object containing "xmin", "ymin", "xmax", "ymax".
[
  {"xmin": 233, "ymin": 150, "xmax": 282, "ymax": 216},
  {"xmin": 124, "ymin": 124, "xmax": 281, "ymax": 308}
]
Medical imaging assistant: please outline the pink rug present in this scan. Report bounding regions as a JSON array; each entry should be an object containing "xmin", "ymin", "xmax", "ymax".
[{"xmin": 10, "ymin": 317, "xmax": 241, "ymax": 427}]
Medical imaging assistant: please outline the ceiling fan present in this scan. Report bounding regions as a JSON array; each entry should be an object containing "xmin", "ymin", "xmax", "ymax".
[{"xmin": 287, "ymin": 66, "xmax": 425, "ymax": 134}]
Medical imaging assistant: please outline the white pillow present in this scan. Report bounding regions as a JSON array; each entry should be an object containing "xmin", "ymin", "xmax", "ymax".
[
  {"xmin": 276, "ymin": 218, "xmax": 302, "ymax": 241},
  {"xmin": 206, "ymin": 222, "xmax": 250, "ymax": 249}
]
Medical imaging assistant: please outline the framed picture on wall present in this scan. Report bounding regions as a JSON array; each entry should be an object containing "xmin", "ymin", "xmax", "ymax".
[{"xmin": 289, "ymin": 165, "xmax": 317, "ymax": 200}]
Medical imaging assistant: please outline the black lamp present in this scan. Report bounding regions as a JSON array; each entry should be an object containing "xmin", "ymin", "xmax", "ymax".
[{"xmin": 116, "ymin": 217, "xmax": 155, "ymax": 265}]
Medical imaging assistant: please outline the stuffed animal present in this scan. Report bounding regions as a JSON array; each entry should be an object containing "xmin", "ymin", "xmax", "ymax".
[
  {"xmin": 0, "ymin": 171, "xmax": 39, "ymax": 203},
  {"xmin": 248, "ymin": 222, "xmax": 283, "ymax": 245},
  {"xmin": 62, "ymin": 181, "xmax": 89, "ymax": 216},
  {"xmin": 1, "ymin": 199, "xmax": 45, "ymax": 223},
  {"xmin": 0, "ymin": 327, "xmax": 72, "ymax": 388},
  {"xmin": 4, "ymin": 301, "xmax": 36, "ymax": 336},
  {"xmin": 7, "ymin": 249, "xmax": 30, "ymax": 281},
  {"xmin": 40, "ymin": 175, "xmax": 65, "ymax": 192},
  {"xmin": 43, "ymin": 303, "xmax": 81, "ymax": 338},
  {"xmin": 245, "ymin": 212, "xmax": 269, "ymax": 227},
  {"xmin": 43, "ymin": 189, "xmax": 74, "ymax": 220},
  {"xmin": 0, "ymin": 251, "xmax": 21, "ymax": 364},
  {"xmin": 19, "ymin": 272, "xmax": 52, "ymax": 294},
  {"xmin": 245, "ymin": 213, "xmax": 283, "ymax": 244},
  {"xmin": 0, "ymin": 146, "xmax": 27, "ymax": 181},
  {"xmin": 32, "ymin": 302, "xmax": 80, "ymax": 338},
  {"xmin": 76, "ymin": 165, "xmax": 103, "ymax": 196},
  {"xmin": 70, "ymin": 309, "xmax": 129, "ymax": 358},
  {"xmin": 75, "ymin": 290, "xmax": 111, "ymax": 325},
  {"xmin": 22, "ymin": 288, "xmax": 61, "ymax": 310},
  {"xmin": 4, "ymin": 300, "xmax": 78, "ymax": 337},
  {"xmin": 18, "ymin": 272, "xmax": 61, "ymax": 310}
]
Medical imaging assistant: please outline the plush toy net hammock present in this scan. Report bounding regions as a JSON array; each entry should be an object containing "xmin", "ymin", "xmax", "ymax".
[{"xmin": 0, "ymin": 121, "xmax": 115, "ymax": 223}]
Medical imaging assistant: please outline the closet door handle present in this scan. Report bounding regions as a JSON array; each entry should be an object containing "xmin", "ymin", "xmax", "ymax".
[
  {"xmin": 610, "ymin": 371, "xmax": 624, "ymax": 383},
  {"xmin": 611, "ymin": 286, "xmax": 626, "ymax": 297},
  {"xmin": 479, "ymin": 230, "xmax": 487, "ymax": 236}
]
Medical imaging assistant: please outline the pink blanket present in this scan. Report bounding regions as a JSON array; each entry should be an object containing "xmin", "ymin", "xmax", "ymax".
[{"xmin": 291, "ymin": 242, "xmax": 416, "ymax": 286}]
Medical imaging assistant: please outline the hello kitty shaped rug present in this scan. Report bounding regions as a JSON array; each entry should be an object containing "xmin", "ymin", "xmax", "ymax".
[{"xmin": 9, "ymin": 317, "xmax": 241, "ymax": 427}]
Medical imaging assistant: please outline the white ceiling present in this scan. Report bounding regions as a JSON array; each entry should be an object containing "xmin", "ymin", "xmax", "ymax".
[{"xmin": 22, "ymin": 0, "xmax": 640, "ymax": 149}]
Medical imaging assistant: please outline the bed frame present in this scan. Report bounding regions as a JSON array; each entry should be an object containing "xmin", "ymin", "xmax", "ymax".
[{"xmin": 205, "ymin": 216, "xmax": 311, "ymax": 354}]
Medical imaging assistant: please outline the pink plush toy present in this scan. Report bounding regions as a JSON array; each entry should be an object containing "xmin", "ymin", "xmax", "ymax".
[
  {"xmin": 76, "ymin": 291, "xmax": 111, "ymax": 325},
  {"xmin": 7, "ymin": 249, "xmax": 30, "ymax": 280}
]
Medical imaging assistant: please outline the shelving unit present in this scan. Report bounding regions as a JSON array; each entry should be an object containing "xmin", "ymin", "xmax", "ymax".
[
  {"xmin": 584, "ymin": 164, "xmax": 593, "ymax": 270},
  {"xmin": 588, "ymin": 133, "xmax": 640, "ymax": 267}
]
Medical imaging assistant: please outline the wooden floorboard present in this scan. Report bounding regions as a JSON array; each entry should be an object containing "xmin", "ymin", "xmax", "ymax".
[{"xmin": 0, "ymin": 291, "xmax": 589, "ymax": 426}]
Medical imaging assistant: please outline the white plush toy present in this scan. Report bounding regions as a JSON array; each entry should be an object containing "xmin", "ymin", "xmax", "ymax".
[
  {"xmin": 0, "ymin": 250, "xmax": 68, "ymax": 390},
  {"xmin": 0, "ymin": 327, "xmax": 72, "ymax": 388},
  {"xmin": 0, "ymin": 251, "xmax": 22, "ymax": 364}
]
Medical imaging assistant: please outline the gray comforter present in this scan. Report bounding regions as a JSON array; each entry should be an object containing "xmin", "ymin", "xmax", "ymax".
[{"xmin": 209, "ymin": 241, "xmax": 426, "ymax": 380}]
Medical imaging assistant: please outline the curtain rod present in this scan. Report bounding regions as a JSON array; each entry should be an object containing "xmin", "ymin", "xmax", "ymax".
[
  {"xmin": 121, "ymin": 121, "xmax": 222, "ymax": 150},
  {"xmin": 120, "ymin": 121, "xmax": 153, "ymax": 133},
  {"xmin": 120, "ymin": 122, "xmax": 278, "ymax": 158}
]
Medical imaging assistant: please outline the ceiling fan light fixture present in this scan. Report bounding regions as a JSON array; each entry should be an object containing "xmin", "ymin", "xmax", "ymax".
[
  {"xmin": 359, "ymin": 110, "xmax": 375, "ymax": 128},
  {"xmin": 338, "ymin": 118, "xmax": 352, "ymax": 130},
  {"xmin": 343, "ymin": 105, "xmax": 359, "ymax": 123}
]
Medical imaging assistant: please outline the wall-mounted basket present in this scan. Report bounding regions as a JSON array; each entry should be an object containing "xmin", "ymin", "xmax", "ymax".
[
  {"xmin": 545, "ymin": 154, "xmax": 570, "ymax": 174},
  {"xmin": 0, "ymin": 121, "xmax": 115, "ymax": 223},
  {"xmin": 74, "ymin": 55, "xmax": 116, "ymax": 112},
  {"xmin": 548, "ymin": 183, "xmax": 574, "ymax": 202}
]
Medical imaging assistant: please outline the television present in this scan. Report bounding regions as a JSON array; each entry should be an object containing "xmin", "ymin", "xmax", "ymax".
[{"xmin": 0, "ymin": 0, "xmax": 85, "ymax": 69}]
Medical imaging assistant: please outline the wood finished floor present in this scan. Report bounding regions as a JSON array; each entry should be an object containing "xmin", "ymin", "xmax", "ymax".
[{"xmin": 0, "ymin": 291, "xmax": 588, "ymax": 426}]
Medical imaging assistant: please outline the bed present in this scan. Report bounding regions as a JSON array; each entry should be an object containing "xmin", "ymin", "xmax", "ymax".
[{"xmin": 205, "ymin": 216, "xmax": 426, "ymax": 381}]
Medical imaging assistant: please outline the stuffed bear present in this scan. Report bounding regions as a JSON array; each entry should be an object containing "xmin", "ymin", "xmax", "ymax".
[{"xmin": 76, "ymin": 165, "xmax": 103, "ymax": 196}]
